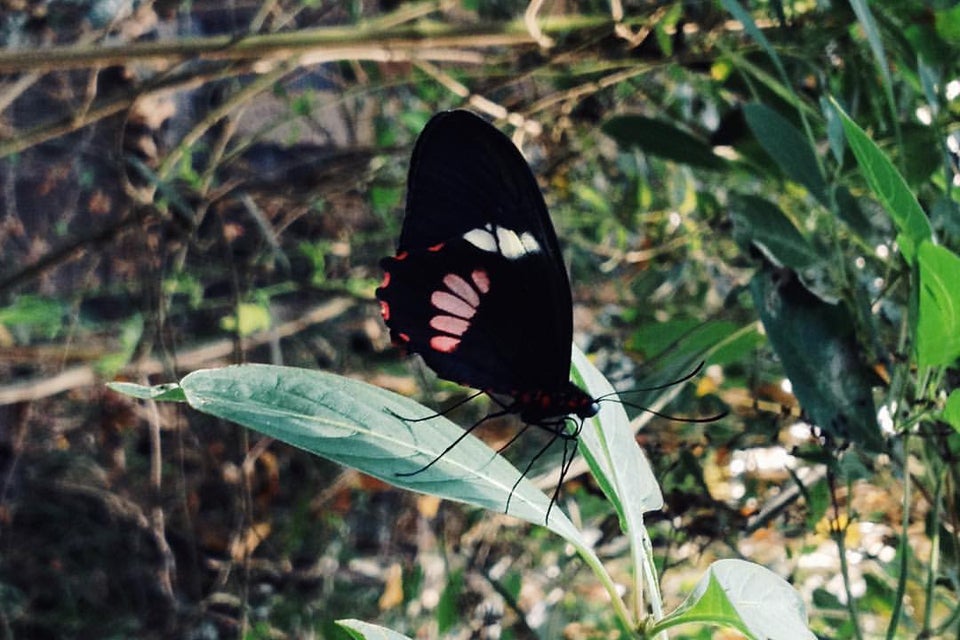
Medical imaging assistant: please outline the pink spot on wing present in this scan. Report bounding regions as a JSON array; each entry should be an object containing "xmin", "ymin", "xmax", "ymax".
[
  {"xmin": 442, "ymin": 274, "xmax": 479, "ymax": 306},
  {"xmin": 428, "ymin": 243, "xmax": 444, "ymax": 252},
  {"xmin": 379, "ymin": 271, "xmax": 391, "ymax": 288},
  {"xmin": 431, "ymin": 291, "xmax": 476, "ymax": 318},
  {"xmin": 379, "ymin": 301, "xmax": 390, "ymax": 321},
  {"xmin": 471, "ymin": 269, "xmax": 490, "ymax": 293},
  {"xmin": 430, "ymin": 336, "xmax": 460, "ymax": 353},
  {"xmin": 430, "ymin": 314, "xmax": 470, "ymax": 336}
]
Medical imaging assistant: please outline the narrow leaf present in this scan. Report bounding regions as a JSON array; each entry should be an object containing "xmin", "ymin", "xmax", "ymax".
[
  {"xmin": 828, "ymin": 97, "xmax": 932, "ymax": 263},
  {"xmin": 916, "ymin": 241, "xmax": 960, "ymax": 367},
  {"xmin": 107, "ymin": 381, "xmax": 186, "ymax": 402},
  {"xmin": 743, "ymin": 104, "xmax": 828, "ymax": 206},
  {"xmin": 602, "ymin": 115, "xmax": 727, "ymax": 170},
  {"xmin": 730, "ymin": 194, "xmax": 821, "ymax": 271}
]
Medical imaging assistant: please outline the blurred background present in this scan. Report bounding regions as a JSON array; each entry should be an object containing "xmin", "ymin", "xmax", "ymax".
[{"xmin": 1, "ymin": 1, "xmax": 959, "ymax": 638}]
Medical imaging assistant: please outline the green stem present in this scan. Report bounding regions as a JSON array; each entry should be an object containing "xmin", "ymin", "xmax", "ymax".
[{"xmin": 886, "ymin": 430, "xmax": 911, "ymax": 639}]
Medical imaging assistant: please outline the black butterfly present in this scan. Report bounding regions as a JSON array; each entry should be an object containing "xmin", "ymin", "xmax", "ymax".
[{"xmin": 376, "ymin": 110, "xmax": 598, "ymax": 514}]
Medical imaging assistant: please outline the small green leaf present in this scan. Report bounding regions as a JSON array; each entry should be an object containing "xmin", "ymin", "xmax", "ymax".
[
  {"xmin": 337, "ymin": 619, "xmax": 413, "ymax": 640},
  {"xmin": 107, "ymin": 381, "xmax": 186, "ymax": 402},
  {"xmin": 602, "ymin": 115, "xmax": 727, "ymax": 170},
  {"xmin": 0, "ymin": 295, "xmax": 65, "ymax": 339},
  {"xmin": 935, "ymin": 2, "xmax": 960, "ymax": 43},
  {"xmin": 828, "ymin": 98, "xmax": 932, "ymax": 264},
  {"xmin": 743, "ymin": 104, "xmax": 827, "ymax": 206},
  {"xmin": 916, "ymin": 242, "xmax": 960, "ymax": 367},
  {"xmin": 730, "ymin": 194, "xmax": 821, "ymax": 271},
  {"xmin": 943, "ymin": 390, "xmax": 960, "ymax": 433},
  {"xmin": 220, "ymin": 302, "xmax": 271, "ymax": 337},
  {"xmin": 652, "ymin": 559, "xmax": 815, "ymax": 639}
]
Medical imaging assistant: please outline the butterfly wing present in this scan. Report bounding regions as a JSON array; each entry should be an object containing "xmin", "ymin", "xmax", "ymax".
[{"xmin": 377, "ymin": 111, "xmax": 573, "ymax": 395}]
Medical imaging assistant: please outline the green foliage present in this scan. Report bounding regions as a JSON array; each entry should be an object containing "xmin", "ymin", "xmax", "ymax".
[{"xmin": 0, "ymin": 295, "xmax": 65, "ymax": 339}]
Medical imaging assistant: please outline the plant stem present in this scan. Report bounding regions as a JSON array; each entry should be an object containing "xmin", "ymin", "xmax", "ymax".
[{"xmin": 886, "ymin": 430, "xmax": 911, "ymax": 639}]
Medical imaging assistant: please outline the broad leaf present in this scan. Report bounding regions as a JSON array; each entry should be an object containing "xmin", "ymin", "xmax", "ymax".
[
  {"xmin": 750, "ymin": 265, "xmax": 882, "ymax": 451},
  {"xmin": 917, "ymin": 241, "xmax": 960, "ymax": 367},
  {"xmin": 743, "ymin": 104, "xmax": 828, "ymax": 206},
  {"xmin": 175, "ymin": 364, "xmax": 588, "ymax": 538},
  {"xmin": 602, "ymin": 115, "xmax": 727, "ymax": 170},
  {"xmin": 652, "ymin": 559, "xmax": 815, "ymax": 640},
  {"xmin": 828, "ymin": 97, "xmax": 932, "ymax": 263}
]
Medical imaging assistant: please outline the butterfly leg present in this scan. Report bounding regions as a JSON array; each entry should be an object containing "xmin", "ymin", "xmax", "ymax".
[
  {"xmin": 504, "ymin": 416, "xmax": 580, "ymax": 521},
  {"xmin": 385, "ymin": 389, "xmax": 485, "ymax": 422},
  {"xmin": 395, "ymin": 406, "xmax": 513, "ymax": 477}
]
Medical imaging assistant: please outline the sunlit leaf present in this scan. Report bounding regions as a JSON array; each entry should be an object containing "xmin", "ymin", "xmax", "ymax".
[
  {"xmin": 652, "ymin": 559, "xmax": 815, "ymax": 640},
  {"xmin": 176, "ymin": 364, "xmax": 588, "ymax": 534},
  {"xmin": 828, "ymin": 98, "xmax": 932, "ymax": 264},
  {"xmin": 943, "ymin": 390, "xmax": 960, "ymax": 433},
  {"xmin": 916, "ymin": 241, "xmax": 960, "ymax": 367}
]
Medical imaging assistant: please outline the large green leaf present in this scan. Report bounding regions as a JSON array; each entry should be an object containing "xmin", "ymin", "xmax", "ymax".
[
  {"xmin": 743, "ymin": 104, "xmax": 828, "ymax": 206},
  {"xmin": 730, "ymin": 194, "xmax": 821, "ymax": 271},
  {"xmin": 572, "ymin": 347, "xmax": 663, "ymax": 618},
  {"xmin": 602, "ymin": 115, "xmax": 727, "ymax": 170},
  {"xmin": 916, "ymin": 241, "xmax": 960, "ymax": 367},
  {"xmin": 828, "ymin": 98, "xmax": 932, "ymax": 264},
  {"xmin": 651, "ymin": 559, "xmax": 815, "ymax": 639},
  {"xmin": 174, "ymin": 364, "xmax": 586, "ymax": 537},
  {"xmin": 750, "ymin": 265, "xmax": 882, "ymax": 451}
]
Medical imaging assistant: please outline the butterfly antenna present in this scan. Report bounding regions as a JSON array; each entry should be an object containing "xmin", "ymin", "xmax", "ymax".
[
  {"xmin": 396, "ymin": 406, "xmax": 512, "ymax": 477},
  {"xmin": 592, "ymin": 360, "xmax": 707, "ymax": 402},
  {"xmin": 614, "ymin": 401, "xmax": 728, "ymax": 423}
]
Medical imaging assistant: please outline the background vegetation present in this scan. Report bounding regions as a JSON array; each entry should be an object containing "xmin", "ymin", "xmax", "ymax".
[{"xmin": 1, "ymin": 0, "xmax": 959, "ymax": 638}]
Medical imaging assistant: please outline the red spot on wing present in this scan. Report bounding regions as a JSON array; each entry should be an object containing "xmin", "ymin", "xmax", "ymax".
[
  {"xmin": 380, "ymin": 271, "xmax": 391, "ymax": 288},
  {"xmin": 430, "ymin": 314, "xmax": 470, "ymax": 336},
  {"xmin": 397, "ymin": 332, "xmax": 411, "ymax": 343},
  {"xmin": 396, "ymin": 251, "xmax": 409, "ymax": 260},
  {"xmin": 430, "ymin": 336, "xmax": 460, "ymax": 353},
  {"xmin": 379, "ymin": 300, "xmax": 390, "ymax": 321},
  {"xmin": 428, "ymin": 243, "xmax": 445, "ymax": 252},
  {"xmin": 471, "ymin": 269, "xmax": 490, "ymax": 294}
]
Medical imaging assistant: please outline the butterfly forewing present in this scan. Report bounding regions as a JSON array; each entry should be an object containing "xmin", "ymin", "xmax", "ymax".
[{"xmin": 378, "ymin": 111, "xmax": 575, "ymax": 396}]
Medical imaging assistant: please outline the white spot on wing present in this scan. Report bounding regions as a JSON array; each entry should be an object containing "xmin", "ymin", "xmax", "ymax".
[
  {"xmin": 462, "ymin": 223, "xmax": 541, "ymax": 260},
  {"xmin": 463, "ymin": 226, "xmax": 497, "ymax": 252}
]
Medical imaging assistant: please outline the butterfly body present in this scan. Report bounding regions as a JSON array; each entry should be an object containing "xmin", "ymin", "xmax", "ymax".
[{"xmin": 376, "ymin": 110, "xmax": 597, "ymax": 437}]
